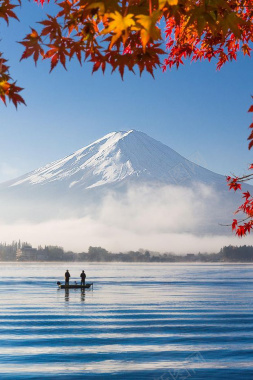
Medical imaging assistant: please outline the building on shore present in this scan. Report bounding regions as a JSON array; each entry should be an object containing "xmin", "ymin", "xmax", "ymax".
[
  {"xmin": 186, "ymin": 253, "xmax": 196, "ymax": 261},
  {"xmin": 16, "ymin": 245, "xmax": 38, "ymax": 261}
]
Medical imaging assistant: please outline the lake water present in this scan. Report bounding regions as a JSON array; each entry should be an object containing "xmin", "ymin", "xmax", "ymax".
[{"xmin": 0, "ymin": 262, "xmax": 253, "ymax": 379}]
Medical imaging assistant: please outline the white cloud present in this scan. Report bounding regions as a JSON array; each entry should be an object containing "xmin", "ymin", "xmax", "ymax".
[
  {"xmin": 0, "ymin": 183, "xmax": 250, "ymax": 253},
  {"xmin": 0, "ymin": 217, "xmax": 252, "ymax": 254}
]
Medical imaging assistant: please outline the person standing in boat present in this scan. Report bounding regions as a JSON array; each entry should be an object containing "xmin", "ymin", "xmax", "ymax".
[
  {"xmin": 80, "ymin": 270, "xmax": 86, "ymax": 286},
  {"xmin": 65, "ymin": 270, "xmax": 70, "ymax": 285}
]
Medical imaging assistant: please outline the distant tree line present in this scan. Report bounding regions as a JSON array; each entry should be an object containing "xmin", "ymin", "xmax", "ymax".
[
  {"xmin": 1, "ymin": 242, "xmax": 253, "ymax": 263},
  {"xmin": 219, "ymin": 245, "xmax": 253, "ymax": 262},
  {"xmin": 0, "ymin": 241, "xmax": 18, "ymax": 261}
]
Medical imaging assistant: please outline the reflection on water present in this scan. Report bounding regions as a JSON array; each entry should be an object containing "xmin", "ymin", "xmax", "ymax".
[
  {"xmin": 64, "ymin": 288, "xmax": 86, "ymax": 303},
  {"xmin": 0, "ymin": 262, "xmax": 253, "ymax": 379},
  {"xmin": 81, "ymin": 289, "xmax": 85, "ymax": 303},
  {"xmin": 64, "ymin": 288, "xmax": 69, "ymax": 302}
]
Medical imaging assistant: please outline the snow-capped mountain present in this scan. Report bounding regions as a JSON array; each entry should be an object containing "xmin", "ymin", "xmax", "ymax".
[
  {"xmin": 5, "ymin": 129, "xmax": 225, "ymax": 191},
  {"xmin": 0, "ymin": 129, "xmax": 242, "ymax": 229}
]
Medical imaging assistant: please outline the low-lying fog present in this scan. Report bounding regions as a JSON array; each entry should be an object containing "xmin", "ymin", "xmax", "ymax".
[{"xmin": 0, "ymin": 184, "xmax": 251, "ymax": 253}]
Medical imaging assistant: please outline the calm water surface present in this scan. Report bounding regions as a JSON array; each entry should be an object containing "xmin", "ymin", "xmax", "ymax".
[{"xmin": 0, "ymin": 262, "xmax": 253, "ymax": 379}]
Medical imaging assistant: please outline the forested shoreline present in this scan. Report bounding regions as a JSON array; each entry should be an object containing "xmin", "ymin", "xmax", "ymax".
[{"xmin": 1, "ymin": 242, "xmax": 253, "ymax": 263}]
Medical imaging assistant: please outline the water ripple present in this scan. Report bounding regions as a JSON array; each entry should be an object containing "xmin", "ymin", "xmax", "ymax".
[{"xmin": 0, "ymin": 263, "xmax": 252, "ymax": 379}]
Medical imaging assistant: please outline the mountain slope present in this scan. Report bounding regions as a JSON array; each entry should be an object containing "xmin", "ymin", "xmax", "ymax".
[{"xmin": 6, "ymin": 129, "xmax": 225, "ymax": 191}]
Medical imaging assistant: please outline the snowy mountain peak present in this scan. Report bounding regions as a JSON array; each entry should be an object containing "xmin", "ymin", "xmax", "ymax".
[{"xmin": 9, "ymin": 129, "xmax": 224, "ymax": 190}]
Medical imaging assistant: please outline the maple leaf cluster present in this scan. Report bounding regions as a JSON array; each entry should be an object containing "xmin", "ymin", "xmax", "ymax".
[
  {"xmin": 227, "ymin": 98, "xmax": 253, "ymax": 237},
  {"xmin": 1, "ymin": 0, "xmax": 253, "ymax": 107},
  {"xmin": 0, "ymin": 0, "xmax": 26, "ymax": 107},
  {"xmin": 22, "ymin": 0, "xmax": 253, "ymax": 75},
  {"xmin": 0, "ymin": 52, "xmax": 26, "ymax": 108},
  {"xmin": 163, "ymin": 0, "xmax": 253, "ymax": 70}
]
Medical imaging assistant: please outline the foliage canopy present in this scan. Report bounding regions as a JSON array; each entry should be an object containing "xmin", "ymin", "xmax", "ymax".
[{"xmin": 0, "ymin": 0, "xmax": 252, "ymax": 107}]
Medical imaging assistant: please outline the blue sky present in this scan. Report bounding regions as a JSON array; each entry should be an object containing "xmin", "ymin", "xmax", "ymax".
[{"xmin": 0, "ymin": 2, "xmax": 252, "ymax": 182}]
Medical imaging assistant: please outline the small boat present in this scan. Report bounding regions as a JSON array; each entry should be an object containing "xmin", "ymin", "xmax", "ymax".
[{"xmin": 57, "ymin": 281, "xmax": 93, "ymax": 289}]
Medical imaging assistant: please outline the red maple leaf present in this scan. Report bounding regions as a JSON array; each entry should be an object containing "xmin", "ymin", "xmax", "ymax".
[{"xmin": 19, "ymin": 29, "xmax": 44, "ymax": 65}]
